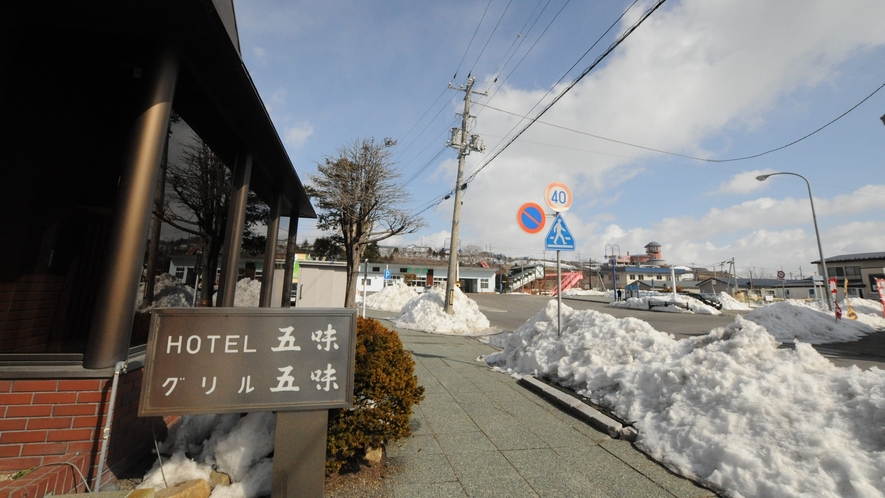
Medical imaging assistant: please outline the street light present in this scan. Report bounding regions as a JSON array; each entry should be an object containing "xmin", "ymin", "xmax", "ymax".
[{"xmin": 756, "ymin": 172, "xmax": 831, "ymax": 311}]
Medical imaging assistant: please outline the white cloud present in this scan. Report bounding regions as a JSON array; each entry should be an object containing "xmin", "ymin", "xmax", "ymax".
[
  {"xmin": 448, "ymin": 0, "xmax": 885, "ymax": 269},
  {"xmin": 283, "ymin": 123, "xmax": 314, "ymax": 149},
  {"xmin": 710, "ymin": 169, "xmax": 776, "ymax": 195}
]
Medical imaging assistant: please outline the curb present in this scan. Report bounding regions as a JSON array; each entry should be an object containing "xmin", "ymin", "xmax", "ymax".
[{"xmin": 517, "ymin": 375, "xmax": 637, "ymax": 441}]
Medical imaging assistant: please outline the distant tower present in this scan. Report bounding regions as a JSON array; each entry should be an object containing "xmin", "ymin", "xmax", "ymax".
[{"xmin": 645, "ymin": 242, "xmax": 665, "ymax": 265}]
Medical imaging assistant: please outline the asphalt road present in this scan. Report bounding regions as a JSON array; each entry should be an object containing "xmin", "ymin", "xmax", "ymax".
[{"xmin": 468, "ymin": 293, "xmax": 885, "ymax": 370}]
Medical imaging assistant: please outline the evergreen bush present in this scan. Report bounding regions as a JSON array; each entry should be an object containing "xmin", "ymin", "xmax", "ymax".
[{"xmin": 326, "ymin": 317, "xmax": 425, "ymax": 472}]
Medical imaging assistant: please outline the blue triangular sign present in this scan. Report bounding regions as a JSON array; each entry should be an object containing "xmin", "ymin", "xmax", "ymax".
[{"xmin": 545, "ymin": 213, "xmax": 576, "ymax": 251}]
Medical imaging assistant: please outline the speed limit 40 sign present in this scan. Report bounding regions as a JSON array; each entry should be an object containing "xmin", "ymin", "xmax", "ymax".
[{"xmin": 545, "ymin": 182, "xmax": 573, "ymax": 212}]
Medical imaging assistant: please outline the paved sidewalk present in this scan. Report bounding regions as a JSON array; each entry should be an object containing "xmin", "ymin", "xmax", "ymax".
[{"xmin": 370, "ymin": 313, "xmax": 716, "ymax": 498}]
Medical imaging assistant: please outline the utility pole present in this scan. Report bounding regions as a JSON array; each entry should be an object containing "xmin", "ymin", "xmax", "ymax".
[{"xmin": 444, "ymin": 76, "xmax": 486, "ymax": 314}]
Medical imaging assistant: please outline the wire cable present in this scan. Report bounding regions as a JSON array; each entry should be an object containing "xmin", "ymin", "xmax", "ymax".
[
  {"xmin": 475, "ymin": 78, "xmax": 885, "ymax": 163},
  {"xmin": 468, "ymin": 0, "xmax": 514, "ymax": 78},
  {"xmin": 453, "ymin": 0, "xmax": 493, "ymax": 81},
  {"xmin": 466, "ymin": 0, "xmax": 668, "ymax": 184}
]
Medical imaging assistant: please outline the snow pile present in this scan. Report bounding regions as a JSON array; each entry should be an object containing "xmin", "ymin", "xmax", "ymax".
[
  {"xmin": 717, "ymin": 292, "xmax": 752, "ymax": 311},
  {"xmin": 394, "ymin": 285, "xmax": 491, "ymax": 335},
  {"xmin": 485, "ymin": 301, "xmax": 885, "ymax": 498},
  {"xmin": 609, "ymin": 295, "xmax": 721, "ymax": 315},
  {"xmin": 231, "ymin": 278, "xmax": 262, "ymax": 308},
  {"xmin": 842, "ymin": 298, "xmax": 885, "ymax": 330},
  {"xmin": 139, "ymin": 413, "xmax": 275, "ymax": 498},
  {"xmin": 363, "ymin": 282, "xmax": 420, "ymax": 311},
  {"xmin": 743, "ymin": 300, "xmax": 877, "ymax": 344},
  {"xmin": 136, "ymin": 274, "xmax": 195, "ymax": 309},
  {"xmin": 561, "ymin": 288, "xmax": 606, "ymax": 297}
]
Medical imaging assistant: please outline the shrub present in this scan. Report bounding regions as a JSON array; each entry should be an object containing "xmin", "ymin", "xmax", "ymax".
[{"xmin": 326, "ymin": 317, "xmax": 425, "ymax": 472}]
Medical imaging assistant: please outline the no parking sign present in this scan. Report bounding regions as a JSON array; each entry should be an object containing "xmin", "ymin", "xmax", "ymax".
[{"xmin": 517, "ymin": 202, "xmax": 546, "ymax": 234}]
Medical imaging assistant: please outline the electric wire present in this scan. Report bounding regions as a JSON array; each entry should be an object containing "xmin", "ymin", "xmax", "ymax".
[
  {"xmin": 465, "ymin": 0, "xmax": 668, "ymax": 185},
  {"xmin": 392, "ymin": 86, "xmax": 455, "ymax": 164},
  {"xmin": 467, "ymin": 0, "xmax": 514, "ymax": 78},
  {"xmin": 407, "ymin": 0, "xmax": 658, "ymax": 219},
  {"xmin": 480, "ymin": 0, "xmax": 570, "ymax": 104},
  {"xmin": 473, "ymin": 0, "xmax": 633, "ymax": 173},
  {"xmin": 477, "ymin": 78, "xmax": 885, "ymax": 164},
  {"xmin": 482, "ymin": 0, "xmax": 546, "ymax": 93},
  {"xmin": 452, "ymin": 0, "xmax": 494, "ymax": 82}
]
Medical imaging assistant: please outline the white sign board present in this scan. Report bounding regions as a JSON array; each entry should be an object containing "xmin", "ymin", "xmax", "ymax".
[{"xmin": 544, "ymin": 182, "xmax": 573, "ymax": 212}]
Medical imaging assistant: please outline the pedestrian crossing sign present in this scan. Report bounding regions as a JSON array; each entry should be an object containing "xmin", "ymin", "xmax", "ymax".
[{"xmin": 545, "ymin": 213, "xmax": 576, "ymax": 251}]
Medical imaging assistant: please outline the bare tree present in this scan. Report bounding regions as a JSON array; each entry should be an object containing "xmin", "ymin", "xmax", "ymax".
[
  {"xmin": 309, "ymin": 138, "xmax": 424, "ymax": 307},
  {"xmin": 160, "ymin": 138, "xmax": 266, "ymax": 305}
]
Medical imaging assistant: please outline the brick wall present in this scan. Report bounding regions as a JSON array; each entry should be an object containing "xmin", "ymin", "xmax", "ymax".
[{"xmin": 0, "ymin": 368, "xmax": 177, "ymax": 498}]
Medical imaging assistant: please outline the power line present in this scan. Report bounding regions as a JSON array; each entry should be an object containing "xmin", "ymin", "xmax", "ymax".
[
  {"xmin": 452, "ymin": 0, "xmax": 493, "ymax": 81},
  {"xmin": 466, "ymin": 0, "xmax": 669, "ymax": 184},
  {"xmin": 467, "ymin": 0, "xmax": 514, "ymax": 78},
  {"xmin": 477, "ymin": 78, "xmax": 885, "ymax": 164}
]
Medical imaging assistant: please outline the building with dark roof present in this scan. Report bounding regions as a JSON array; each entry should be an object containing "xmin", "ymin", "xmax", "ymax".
[
  {"xmin": 0, "ymin": 2, "xmax": 314, "ymax": 494},
  {"xmin": 812, "ymin": 252, "xmax": 885, "ymax": 299}
]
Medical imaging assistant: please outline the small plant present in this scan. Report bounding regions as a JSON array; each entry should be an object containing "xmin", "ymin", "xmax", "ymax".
[{"xmin": 326, "ymin": 317, "xmax": 424, "ymax": 473}]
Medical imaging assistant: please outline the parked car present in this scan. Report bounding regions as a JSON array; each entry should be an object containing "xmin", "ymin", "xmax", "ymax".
[{"xmin": 680, "ymin": 291, "xmax": 722, "ymax": 310}]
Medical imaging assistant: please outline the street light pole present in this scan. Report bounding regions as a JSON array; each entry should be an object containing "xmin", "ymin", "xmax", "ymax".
[{"xmin": 756, "ymin": 172, "xmax": 832, "ymax": 311}]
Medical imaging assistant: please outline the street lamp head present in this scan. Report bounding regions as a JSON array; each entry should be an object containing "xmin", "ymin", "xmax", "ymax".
[{"xmin": 756, "ymin": 174, "xmax": 771, "ymax": 181}]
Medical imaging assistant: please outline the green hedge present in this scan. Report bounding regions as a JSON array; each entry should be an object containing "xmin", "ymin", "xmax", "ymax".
[{"xmin": 326, "ymin": 317, "xmax": 425, "ymax": 472}]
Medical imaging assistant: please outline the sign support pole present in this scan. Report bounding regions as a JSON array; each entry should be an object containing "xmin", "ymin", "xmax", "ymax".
[
  {"xmin": 557, "ymin": 250, "xmax": 562, "ymax": 337},
  {"xmin": 272, "ymin": 410, "xmax": 328, "ymax": 498}
]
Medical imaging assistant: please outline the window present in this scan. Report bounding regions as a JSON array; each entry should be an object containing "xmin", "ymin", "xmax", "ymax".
[
  {"xmin": 629, "ymin": 274, "xmax": 636, "ymax": 280},
  {"xmin": 480, "ymin": 279, "xmax": 489, "ymax": 289},
  {"xmin": 400, "ymin": 268, "xmax": 408, "ymax": 273},
  {"xmin": 372, "ymin": 267, "xmax": 380, "ymax": 272},
  {"xmin": 639, "ymin": 275, "xmax": 645, "ymax": 281},
  {"xmin": 175, "ymin": 267, "xmax": 185, "ymax": 279},
  {"xmin": 657, "ymin": 275, "xmax": 663, "ymax": 280}
]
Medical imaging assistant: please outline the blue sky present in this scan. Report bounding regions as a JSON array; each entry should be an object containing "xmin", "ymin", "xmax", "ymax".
[{"xmin": 234, "ymin": 0, "xmax": 885, "ymax": 278}]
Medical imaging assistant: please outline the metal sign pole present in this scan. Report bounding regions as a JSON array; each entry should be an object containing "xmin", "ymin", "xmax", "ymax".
[{"xmin": 557, "ymin": 250, "xmax": 562, "ymax": 336}]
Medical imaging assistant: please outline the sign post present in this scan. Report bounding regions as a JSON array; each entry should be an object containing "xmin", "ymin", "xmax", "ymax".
[
  {"xmin": 139, "ymin": 307, "xmax": 357, "ymax": 497},
  {"xmin": 545, "ymin": 213, "xmax": 576, "ymax": 336}
]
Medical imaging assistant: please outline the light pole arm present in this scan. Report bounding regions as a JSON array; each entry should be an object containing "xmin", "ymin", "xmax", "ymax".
[{"xmin": 757, "ymin": 172, "xmax": 832, "ymax": 311}]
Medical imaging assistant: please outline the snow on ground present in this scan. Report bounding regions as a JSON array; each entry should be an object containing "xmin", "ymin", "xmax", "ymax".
[
  {"xmin": 843, "ymin": 298, "xmax": 885, "ymax": 330},
  {"xmin": 717, "ymin": 292, "xmax": 752, "ymax": 311},
  {"xmin": 561, "ymin": 288, "xmax": 607, "ymax": 297},
  {"xmin": 138, "ymin": 276, "xmax": 885, "ymax": 498},
  {"xmin": 485, "ymin": 300, "xmax": 885, "ymax": 498},
  {"xmin": 393, "ymin": 285, "xmax": 492, "ymax": 335},
  {"xmin": 609, "ymin": 294, "xmax": 722, "ymax": 315},
  {"xmin": 136, "ymin": 274, "xmax": 196, "ymax": 309},
  {"xmin": 742, "ymin": 299, "xmax": 878, "ymax": 344},
  {"xmin": 139, "ymin": 413, "xmax": 275, "ymax": 498},
  {"xmin": 138, "ymin": 274, "xmax": 261, "ymax": 309},
  {"xmin": 361, "ymin": 281, "xmax": 420, "ymax": 311}
]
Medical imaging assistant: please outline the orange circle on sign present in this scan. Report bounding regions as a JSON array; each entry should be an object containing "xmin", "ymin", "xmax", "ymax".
[
  {"xmin": 545, "ymin": 182, "xmax": 573, "ymax": 212},
  {"xmin": 517, "ymin": 202, "xmax": 546, "ymax": 234}
]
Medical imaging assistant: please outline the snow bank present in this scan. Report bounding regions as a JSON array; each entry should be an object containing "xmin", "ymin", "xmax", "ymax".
[
  {"xmin": 717, "ymin": 292, "xmax": 752, "ymax": 311},
  {"xmin": 609, "ymin": 295, "xmax": 721, "ymax": 315},
  {"xmin": 743, "ymin": 300, "xmax": 877, "ymax": 344},
  {"xmin": 561, "ymin": 288, "xmax": 606, "ymax": 297},
  {"xmin": 485, "ymin": 301, "xmax": 885, "ymax": 498},
  {"xmin": 136, "ymin": 274, "xmax": 195, "ymax": 309},
  {"xmin": 843, "ymin": 298, "xmax": 885, "ymax": 330},
  {"xmin": 363, "ymin": 281, "xmax": 420, "ymax": 312},
  {"xmin": 140, "ymin": 413, "xmax": 276, "ymax": 498},
  {"xmin": 394, "ymin": 285, "xmax": 491, "ymax": 335}
]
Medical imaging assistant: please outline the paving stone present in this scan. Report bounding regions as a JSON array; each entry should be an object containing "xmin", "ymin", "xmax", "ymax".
[
  {"xmin": 433, "ymin": 430, "xmax": 498, "ymax": 454},
  {"xmin": 458, "ymin": 476, "xmax": 540, "ymax": 498}
]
